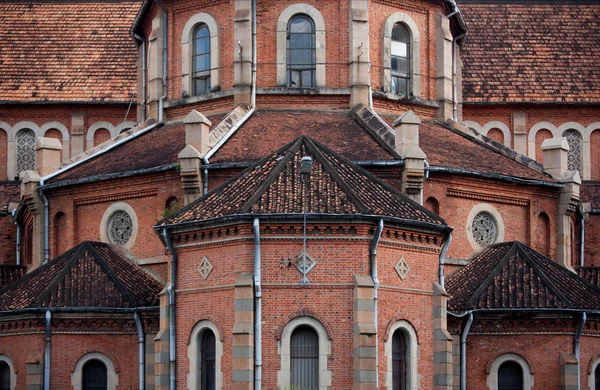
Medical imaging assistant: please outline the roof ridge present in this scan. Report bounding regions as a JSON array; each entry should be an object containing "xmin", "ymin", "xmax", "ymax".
[{"xmin": 87, "ymin": 243, "xmax": 138, "ymax": 307}]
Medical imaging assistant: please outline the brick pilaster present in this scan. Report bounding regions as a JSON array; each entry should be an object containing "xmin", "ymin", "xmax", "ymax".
[
  {"xmin": 25, "ymin": 359, "xmax": 43, "ymax": 390},
  {"xmin": 232, "ymin": 273, "xmax": 254, "ymax": 389},
  {"xmin": 353, "ymin": 274, "xmax": 377, "ymax": 390},
  {"xmin": 433, "ymin": 283, "xmax": 453, "ymax": 390},
  {"xmin": 154, "ymin": 291, "xmax": 170, "ymax": 390},
  {"xmin": 559, "ymin": 352, "xmax": 578, "ymax": 390}
]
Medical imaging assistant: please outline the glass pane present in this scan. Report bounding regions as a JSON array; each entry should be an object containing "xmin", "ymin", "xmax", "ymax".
[
  {"xmin": 289, "ymin": 33, "xmax": 313, "ymax": 49},
  {"xmin": 195, "ymin": 25, "xmax": 209, "ymax": 39},
  {"xmin": 392, "ymin": 56, "xmax": 409, "ymax": 74},
  {"xmin": 391, "ymin": 41, "xmax": 407, "ymax": 58},
  {"xmin": 289, "ymin": 16, "xmax": 314, "ymax": 33},
  {"xmin": 289, "ymin": 70, "xmax": 301, "ymax": 87},
  {"xmin": 392, "ymin": 23, "xmax": 409, "ymax": 42},
  {"xmin": 290, "ymin": 49, "xmax": 313, "ymax": 66},
  {"xmin": 194, "ymin": 54, "xmax": 210, "ymax": 72},
  {"xmin": 195, "ymin": 37, "xmax": 210, "ymax": 55},
  {"xmin": 302, "ymin": 70, "xmax": 314, "ymax": 87},
  {"xmin": 195, "ymin": 78, "xmax": 209, "ymax": 95}
]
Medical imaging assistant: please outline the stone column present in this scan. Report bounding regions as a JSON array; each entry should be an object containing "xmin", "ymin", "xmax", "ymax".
[
  {"xmin": 234, "ymin": 0, "xmax": 253, "ymax": 106},
  {"xmin": 433, "ymin": 283, "xmax": 453, "ymax": 390},
  {"xmin": 435, "ymin": 13, "xmax": 454, "ymax": 122},
  {"xmin": 26, "ymin": 359, "xmax": 43, "ymax": 390},
  {"xmin": 559, "ymin": 352, "xmax": 578, "ymax": 390},
  {"xmin": 154, "ymin": 291, "xmax": 170, "ymax": 390},
  {"xmin": 349, "ymin": 0, "xmax": 370, "ymax": 108},
  {"xmin": 512, "ymin": 112, "xmax": 527, "ymax": 155},
  {"xmin": 353, "ymin": 274, "xmax": 377, "ymax": 390},
  {"xmin": 35, "ymin": 137, "xmax": 62, "ymax": 177},
  {"xmin": 178, "ymin": 146, "xmax": 203, "ymax": 206},
  {"xmin": 71, "ymin": 112, "xmax": 85, "ymax": 156},
  {"xmin": 145, "ymin": 333, "xmax": 156, "ymax": 390},
  {"xmin": 232, "ymin": 273, "xmax": 255, "ymax": 389},
  {"xmin": 455, "ymin": 46, "xmax": 463, "ymax": 122},
  {"xmin": 147, "ymin": 15, "xmax": 165, "ymax": 121},
  {"xmin": 394, "ymin": 111, "xmax": 426, "ymax": 203}
]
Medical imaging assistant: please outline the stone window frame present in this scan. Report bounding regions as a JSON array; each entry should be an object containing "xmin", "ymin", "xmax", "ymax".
[
  {"xmin": 486, "ymin": 353, "xmax": 533, "ymax": 390},
  {"xmin": 277, "ymin": 316, "xmax": 332, "ymax": 389},
  {"xmin": 99, "ymin": 202, "xmax": 139, "ymax": 250},
  {"xmin": 384, "ymin": 320, "xmax": 419, "ymax": 390},
  {"xmin": 0, "ymin": 355, "xmax": 17, "ymax": 390},
  {"xmin": 383, "ymin": 12, "xmax": 421, "ymax": 98},
  {"xmin": 187, "ymin": 320, "xmax": 223, "ymax": 390},
  {"xmin": 466, "ymin": 203, "xmax": 505, "ymax": 251},
  {"xmin": 587, "ymin": 354, "xmax": 600, "ymax": 388},
  {"xmin": 71, "ymin": 352, "xmax": 118, "ymax": 390},
  {"xmin": 276, "ymin": 4, "xmax": 326, "ymax": 88},
  {"xmin": 181, "ymin": 13, "xmax": 220, "ymax": 98}
]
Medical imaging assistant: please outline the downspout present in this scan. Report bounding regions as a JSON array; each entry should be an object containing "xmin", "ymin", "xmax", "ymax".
[
  {"xmin": 155, "ymin": 0, "xmax": 168, "ymax": 123},
  {"xmin": 439, "ymin": 233, "xmax": 452, "ymax": 289},
  {"xmin": 251, "ymin": 0, "xmax": 257, "ymax": 109},
  {"xmin": 44, "ymin": 310, "xmax": 51, "ymax": 390},
  {"xmin": 202, "ymin": 157, "xmax": 209, "ymax": 195},
  {"xmin": 580, "ymin": 202, "xmax": 585, "ymax": 267},
  {"xmin": 575, "ymin": 312, "xmax": 586, "ymax": 390},
  {"xmin": 39, "ymin": 188, "xmax": 49, "ymax": 264},
  {"xmin": 133, "ymin": 33, "xmax": 147, "ymax": 122},
  {"xmin": 370, "ymin": 218, "xmax": 384, "ymax": 390},
  {"xmin": 452, "ymin": 40, "xmax": 458, "ymax": 121},
  {"xmin": 460, "ymin": 312, "xmax": 473, "ymax": 390},
  {"xmin": 134, "ymin": 311, "xmax": 146, "ymax": 390},
  {"xmin": 253, "ymin": 217, "xmax": 262, "ymax": 390},
  {"xmin": 163, "ymin": 228, "xmax": 177, "ymax": 390},
  {"xmin": 15, "ymin": 219, "xmax": 21, "ymax": 265}
]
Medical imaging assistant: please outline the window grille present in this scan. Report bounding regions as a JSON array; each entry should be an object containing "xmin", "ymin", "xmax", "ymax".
[
  {"xmin": 287, "ymin": 15, "xmax": 316, "ymax": 88},
  {"xmin": 472, "ymin": 212, "xmax": 497, "ymax": 246},
  {"xmin": 82, "ymin": 359, "xmax": 107, "ymax": 390},
  {"xmin": 290, "ymin": 325, "xmax": 319, "ymax": 389},
  {"xmin": 15, "ymin": 128, "xmax": 36, "ymax": 176},
  {"xmin": 498, "ymin": 361, "xmax": 523, "ymax": 390},
  {"xmin": 392, "ymin": 330, "xmax": 407, "ymax": 390},
  {"xmin": 108, "ymin": 211, "xmax": 133, "ymax": 246},
  {"xmin": 391, "ymin": 23, "xmax": 410, "ymax": 96},
  {"xmin": 562, "ymin": 129, "xmax": 582, "ymax": 173},
  {"xmin": 193, "ymin": 24, "xmax": 211, "ymax": 95},
  {"xmin": 199, "ymin": 330, "xmax": 216, "ymax": 390}
]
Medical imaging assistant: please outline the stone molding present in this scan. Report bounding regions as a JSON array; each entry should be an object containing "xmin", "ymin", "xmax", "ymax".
[
  {"xmin": 71, "ymin": 352, "xmax": 119, "ymax": 390},
  {"xmin": 383, "ymin": 320, "xmax": 420, "ymax": 390},
  {"xmin": 447, "ymin": 188, "xmax": 529, "ymax": 207},
  {"xmin": 74, "ymin": 188, "xmax": 157, "ymax": 206},
  {"xmin": 382, "ymin": 12, "xmax": 421, "ymax": 97},
  {"xmin": 465, "ymin": 203, "xmax": 505, "ymax": 251},
  {"xmin": 0, "ymin": 354, "xmax": 17, "ymax": 390},
  {"xmin": 186, "ymin": 320, "xmax": 224, "ymax": 390},
  {"xmin": 99, "ymin": 201, "xmax": 139, "ymax": 250},
  {"xmin": 486, "ymin": 353, "xmax": 533, "ymax": 390}
]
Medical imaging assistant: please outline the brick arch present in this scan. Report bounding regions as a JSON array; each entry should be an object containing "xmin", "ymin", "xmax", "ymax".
[
  {"xmin": 187, "ymin": 314, "xmax": 225, "ymax": 342},
  {"xmin": 383, "ymin": 314, "xmax": 420, "ymax": 342},
  {"xmin": 588, "ymin": 351, "xmax": 600, "ymax": 374},
  {"xmin": 43, "ymin": 128, "xmax": 64, "ymax": 160},
  {"xmin": 482, "ymin": 121, "xmax": 511, "ymax": 147},
  {"xmin": 0, "ymin": 351, "xmax": 18, "ymax": 374},
  {"xmin": 485, "ymin": 349, "xmax": 535, "ymax": 374},
  {"xmin": 424, "ymin": 196, "xmax": 439, "ymax": 215},
  {"xmin": 73, "ymin": 348, "xmax": 121, "ymax": 373},
  {"xmin": 275, "ymin": 308, "xmax": 333, "ymax": 340},
  {"xmin": 93, "ymin": 128, "xmax": 111, "ymax": 147},
  {"xmin": 486, "ymin": 128, "xmax": 505, "ymax": 145}
]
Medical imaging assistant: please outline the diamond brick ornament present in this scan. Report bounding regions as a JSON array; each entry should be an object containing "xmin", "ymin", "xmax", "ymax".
[
  {"xmin": 395, "ymin": 257, "xmax": 410, "ymax": 280},
  {"xmin": 198, "ymin": 257, "xmax": 213, "ymax": 280}
]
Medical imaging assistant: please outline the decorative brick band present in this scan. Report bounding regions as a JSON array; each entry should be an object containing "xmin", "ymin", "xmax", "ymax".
[
  {"xmin": 447, "ymin": 188, "xmax": 529, "ymax": 206},
  {"xmin": 74, "ymin": 188, "xmax": 157, "ymax": 206}
]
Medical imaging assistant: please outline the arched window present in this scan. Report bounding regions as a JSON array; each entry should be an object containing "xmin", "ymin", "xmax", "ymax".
[
  {"xmin": 198, "ymin": 329, "xmax": 216, "ymax": 390},
  {"xmin": 193, "ymin": 24, "xmax": 211, "ymax": 95},
  {"xmin": 595, "ymin": 363, "xmax": 600, "ymax": 390},
  {"xmin": 498, "ymin": 361, "xmax": 523, "ymax": 390},
  {"xmin": 287, "ymin": 14, "xmax": 316, "ymax": 88},
  {"xmin": 0, "ymin": 361, "xmax": 10, "ymax": 390},
  {"xmin": 82, "ymin": 359, "xmax": 107, "ymax": 390},
  {"xmin": 392, "ymin": 330, "xmax": 407, "ymax": 390},
  {"xmin": 290, "ymin": 325, "xmax": 319, "ymax": 388},
  {"xmin": 563, "ymin": 129, "xmax": 582, "ymax": 173},
  {"xmin": 391, "ymin": 23, "xmax": 410, "ymax": 96},
  {"xmin": 15, "ymin": 128, "xmax": 36, "ymax": 177}
]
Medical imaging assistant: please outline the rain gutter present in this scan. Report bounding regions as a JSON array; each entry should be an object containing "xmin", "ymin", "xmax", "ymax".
[
  {"xmin": 370, "ymin": 218, "xmax": 384, "ymax": 390},
  {"xmin": 426, "ymin": 166, "xmax": 562, "ymax": 188}
]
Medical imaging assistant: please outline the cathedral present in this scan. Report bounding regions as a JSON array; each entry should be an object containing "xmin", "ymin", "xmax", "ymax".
[{"xmin": 1, "ymin": 0, "xmax": 600, "ymax": 389}]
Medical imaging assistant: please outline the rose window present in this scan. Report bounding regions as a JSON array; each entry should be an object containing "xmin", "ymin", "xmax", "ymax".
[
  {"xmin": 108, "ymin": 211, "xmax": 133, "ymax": 245},
  {"xmin": 472, "ymin": 212, "xmax": 497, "ymax": 246}
]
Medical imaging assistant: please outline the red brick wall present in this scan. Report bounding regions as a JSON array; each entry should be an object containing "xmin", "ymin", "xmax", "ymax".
[
  {"xmin": 487, "ymin": 127, "xmax": 504, "ymax": 145},
  {"xmin": 43, "ymin": 128, "xmax": 63, "ymax": 160},
  {"xmin": 585, "ymin": 214, "xmax": 600, "ymax": 267},
  {"xmin": 535, "ymin": 128, "xmax": 553, "ymax": 165},
  {"xmin": 0, "ymin": 130, "xmax": 7, "ymax": 181},
  {"xmin": 591, "ymin": 130, "xmax": 600, "ymax": 180},
  {"xmin": 0, "ymin": 214, "xmax": 17, "ymax": 265},
  {"xmin": 0, "ymin": 332, "xmax": 45, "ymax": 390},
  {"xmin": 93, "ymin": 128, "xmax": 111, "ymax": 147}
]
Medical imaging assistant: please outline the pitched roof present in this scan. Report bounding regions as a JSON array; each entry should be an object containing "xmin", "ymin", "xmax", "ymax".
[
  {"xmin": 0, "ymin": 265, "xmax": 26, "ymax": 290},
  {"xmin": 0, "ymin": 0, "xmax": 140, "ymax": 103},
  {"xmin": 447, "ymin": 242, "xmax": 600, "ymax": 311},
  {"xmin": 159, "ymin": 136, "xmax": 445, "ymax": 227},
  {"xmin": 0, "ymin": 182, "xmax": 20, "ymax": 213},
  {"xmin": 460, "ymin": 3, "xmax": 600, "ymax": 103},
  {"xmin": 0, "ymin": 241, "xmax": 164, "ymax": 311},
  {"xmin": 576, "ymin": 267, "xmax": 600, "ymax": 288}
]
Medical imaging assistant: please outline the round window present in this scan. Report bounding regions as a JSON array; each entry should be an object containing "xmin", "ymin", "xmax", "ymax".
[
  {"xmin": 471, "ymin": 212, "xmax": 497, "ymax": 247},
  {"xmin": 108, "ymin": 210, "xmax": 133, "ymax": 245}
]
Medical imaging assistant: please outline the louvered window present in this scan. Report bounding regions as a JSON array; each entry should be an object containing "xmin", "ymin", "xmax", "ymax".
[
  {"xmin": 563, "ymin": 129, "xmax": 582, "ymax": 173},
  {"xmin": 199, "ymin": 330, "xmax": 216, "ymax": 390},
  {"xmin": 0, "ymin": 361, "xmax": 10, "ymax": 390},
  {"xmin": 290, "ymin": 325, "xmax": 319, "ymax": 389},
  {"xmin": 15, "ymin": 128, "xmax": 36, "ymax": 178},
  {"xmin": 193, "ymin": 24, "xmax": 211, "ymax": 95},
  {"xmin": 82, "ymin": 359, "xmax": 107, "ymax": 390},
  {"xmin": 392, "ymin": 330, "xmax": 407, "ymax": 390},
  {"xmin": 287, "ymin": 15, "xmax": 316, "ymax": 88},
  {"xmin": 391, "ymin": 23, "xmax": 410, "ymax": 96},
  {"xmin": 498, "ymin": 361, "xmax": 523, "ymax": 390}
]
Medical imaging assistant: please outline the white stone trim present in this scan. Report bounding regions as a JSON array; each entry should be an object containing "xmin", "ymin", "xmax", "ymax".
[
  {"xmin": 588, "ymin": 356, "xmax": 600, "ymax": 389},
  {"xmin": 0, "ymin": 355, "xmax": 17, "ymax": 390},
  {"xmin": 12, "ymin": 121, "xmax": 42, "ymax": 140},
  {"xmin": 181, "ymin": 12, "xmax": 220, "ymax": 97},
  {"xmin": 487, "ymin": 353, "xmax": 533, "ymax": 390},
  {"xmin": 0, "ymin": 122, "xmax": 12, "ymax": 180},
  {"xmin": 71, "ymin": 352, "xmax": 118, "ymax": 390},
  {"xmin": 277, "ymin": 316, "xmax": 332, "ymax": 389},
  {"xmin": 382, "ymin": 12, "xmax": 421, "ymax": 97},
  {"xmin": 528, "ymin": 122, "xmax": 559, "ymax": 161},
  {"xmin": 86, "ymin": 121, "xmax": 116, "ymax": 150},
  {"xmin": 482, "ymin": 121, "xmax": 511, "ymax": 147},
  {"xmin": 115, "ymin": 121, "xmax": 137, "ymax": 134},
  {"xmin": 462, "ymin": 120, "xmax": 482, "ymax": 133},
  {"xmin": 466, "ymin": 203, "xmax": 505, "ymax": 251},
  {"xmin": 40, "ymin": 121, "xmax": 70, "ymax": 142},
  {"xmin": 276, "ymin": 4, "xmax": 326, "ymax": 87},
  {"xmin": 99, "ymin": 202, "xmax": 139, "ymax": 250},
  {"xmin": 384, "ymin": 320, "xmax": 419, "ymax": 390},
  {"xmin": 187, "ymin": 320, "xmax": 223, "ymax": 390}
]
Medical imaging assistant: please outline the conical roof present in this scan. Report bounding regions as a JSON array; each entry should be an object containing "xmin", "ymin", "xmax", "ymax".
[
  {"xmin": 159, "ymin": 136, "xmax": 445, "ymax": 228},
  {"xmin": 0, "ymin": 241, "xmax": 164, "ymax": 311},
  {"xmin": 447, "ymin": 242, "xmax": 600, "ymax": 312}
]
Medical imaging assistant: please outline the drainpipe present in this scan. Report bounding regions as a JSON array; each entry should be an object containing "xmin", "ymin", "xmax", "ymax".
[
  {"xmin": 575, "ymin": 312, "xmax": 586, "ymax": 390},
  {"xmin": 370, "ymin": 218, "xmax": 384, "ymax": 390},
  {"xmin": 15, "ymin": 220, "xmax": 21, "ymax": 265},
  {"xmin": 39, "ymin": 188, "xmax": 49, "ymax": 264},
  {"xmin": 44, "ymin": 310, "xmax": 51, "ymax": 390},
  {"xmin": 253, "ymin": 217, "xmax": 262, "ymax": 390},
  {"xmin": 133, "ymin": 33, "xmax": 147, "ymax": 122},
  {"xmin": 452, "ymin": 41, "xmax": 458, "ymax": 121},
  {"xmin": 580, "ymin": 202, "xmax": 585, "ymax": 267},
  {"xmin": 134, "ymin": 311, "xmax": 146, "ymax": 390},
  {"xmin": 202, "ymin": 157, "xmax": 209, "ymax": 195},
  {"xmin": 163, "ymin": 228, "xmax": 177, "ymax": 390},
  {"xmin": 154, "ymin": 0, "xmax": 168, "ymax": 123},
  {"xmin": 460, "ymin": 312, "xmax": 473, "ymax": 390},
  {"xmin": 251, "ymin": 0, "xmax": 257, "ymax": 109},
  {"xmin": 439, "ymin": 233, "xmax": 452, "ymax": 289}
]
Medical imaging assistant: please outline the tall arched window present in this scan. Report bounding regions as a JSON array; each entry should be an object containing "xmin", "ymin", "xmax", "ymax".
[
  {"xmin": 193, "ymin": 24, "xmax": 211, "ymax": 96},
  {"xmin": 290, "ymin": 325, "xmax": 319, "ymax": 388},
  {"xmin": 391, "ymin": 23, "xmax": 410, "ymax": 96},
  {"xmin": 15, "ymin": 128, "xmax": 36, "ymax": 177},
  {"xmin": 0, "ymin": 361, "xmax": 10, "ymax": 390},
  {"xmin": 199, "ymin": 329, "xmax": 216, "ymax": 390},
  {"xmin": 563, "ymin": 129, "xmax": 582, "ymax": 173},
  {"xmin": 392, "ymin": 330, "xmax": 407, "ymax": 390},
  {"xmin": 498, "ymin": 361, "xmax": 523, "ymax": 390},
  {"xmin": 287, "ymin": 15, "xmax": 316, "ymax": 88},
  {"xmin": 82, "ymin": 359, "xmax": 107, "ymax": 390}
]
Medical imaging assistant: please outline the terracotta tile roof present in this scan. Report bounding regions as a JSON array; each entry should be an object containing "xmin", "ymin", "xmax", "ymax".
[
  {"xmin": 460, "ymin": 4, "xmax": 600, "ymax": 103},
  {"xmin": 0, "ymin": 241, "xmax": 164, "ymax": 311},
  {"xmin": 581, "ymin": 182, "xmax": 600, "ymax": 209},
  {"xmin": 210, "ymin": 110, "xmax": 396, "ymax": 163},
  {"xmin": 0, "ymin": 265, "xmax": 26, "ymax": 290},
  {"xmin": 159, "ymin": 136, "xmax": 445, "ymax": 227},
  {"xmin": 0, "ymin": 1, "xmax": 140, "ymax": 103},
  {"xmin": 577, "ymin": 266, "xmax": 600, "ymax": 288},
  {"xmin": 0, "ymin": 182, "xmax": 20, "ymax": 213},
  {"xmin": 447, "ymin": 242, "xmax": 600, "ymax": 311}
]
